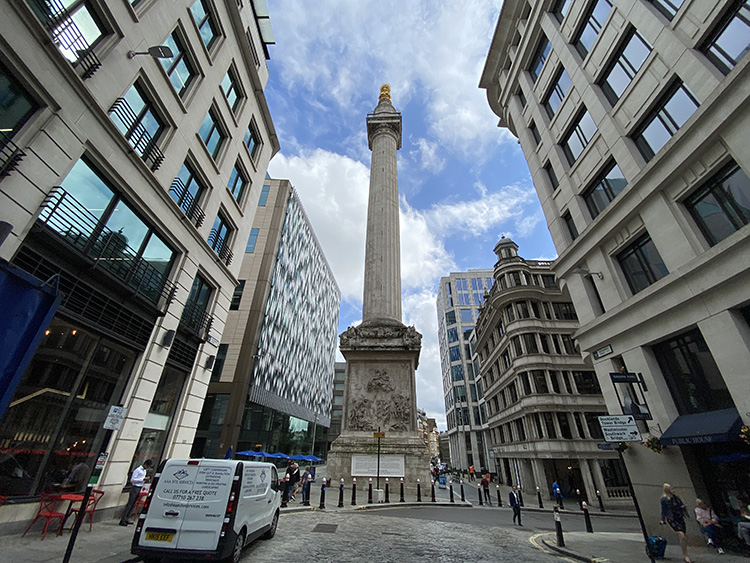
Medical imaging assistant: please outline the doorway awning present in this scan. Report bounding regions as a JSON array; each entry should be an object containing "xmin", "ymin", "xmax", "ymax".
[{"xmin": 660, "ymin": 408, "xmax": 743, "ymax": 446}]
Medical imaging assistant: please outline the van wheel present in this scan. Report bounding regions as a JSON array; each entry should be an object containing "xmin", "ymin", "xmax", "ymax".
[
  {"xmin": 262, "ymin": 510, "xmax": 279, "ymax": 539},
  {"xmin": 230, "ymin": 530, "xmax": 245, "ymax": 563}
]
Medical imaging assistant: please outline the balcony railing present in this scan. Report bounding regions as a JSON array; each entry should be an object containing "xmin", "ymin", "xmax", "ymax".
[
  {"xmin": 0, "ymin": 133, "xmax": 26, "ymax": 178},
  {"xmin": 108, "ymin": 98, "xmax": 165, "ymax": 170},
  {"xmin": 37, "ymin": 186, "xmax": 176, "ymax": 309},
  {"xmin": 26, "ymin": 0, "xmax": 101, "ymax": 78},
  {"xmin": 180, "ymin": 300, "xmax": 213, "ymax": 341},
  {"xmin": 169, "ymin": 178, "xmax": 205, "ymax": 228},
  {"xmin": 207, "ymin": 229, "xmax": 234, "ymax": 266}
]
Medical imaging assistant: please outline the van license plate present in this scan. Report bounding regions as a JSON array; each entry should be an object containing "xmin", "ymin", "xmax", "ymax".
[{"xmin": 145, "ymin": 531, "xmax": 174, "ymax": 542}]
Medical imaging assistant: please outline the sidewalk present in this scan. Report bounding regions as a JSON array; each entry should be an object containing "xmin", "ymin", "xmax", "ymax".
[{"xmin": 540, "ymin": 531, "xmax": 750, "ymax": 562}]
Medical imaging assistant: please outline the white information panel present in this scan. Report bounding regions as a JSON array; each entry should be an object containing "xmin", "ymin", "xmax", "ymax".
[
  {"xmin": 351, "ymin": 454, "xmax": 405, "ymax": 477},
  {"xmin": 598, "ymin": 415, "xmax": 642, "ymax": 443}
]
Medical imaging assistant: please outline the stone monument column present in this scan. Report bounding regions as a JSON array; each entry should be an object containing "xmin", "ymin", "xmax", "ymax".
[{"xmin": 326, "ymin": 85, "xmax": 430, "ymax": 496}]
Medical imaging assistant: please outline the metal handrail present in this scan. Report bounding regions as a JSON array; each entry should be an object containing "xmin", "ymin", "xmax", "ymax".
[
  {"xmin": 109, "ymin": 98, "xmax": 165, "ymax": 170},
  {"xmin": 37, "ymin": 186, "xmax": 175, "ymax": 308},
  {"xmin": 0, "ymin": 132, "xmax": 26, "ymax": 178},
  {"xmin": 207, "ymin": 229, "xmax": 234, "ymax": 266},
  {"xmin": 180, "ymin": 300, "xmax": 213, "ymax": 340},
  {"xmin": 169, "ymin": 178, "xmax": 205, "ymax": 228},
  {"xmin": 26, "ymin": 0, "xmax": 101, "ymax": 78}
]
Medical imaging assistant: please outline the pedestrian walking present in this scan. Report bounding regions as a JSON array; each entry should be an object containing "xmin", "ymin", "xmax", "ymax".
[
  {"xmin": 468, "ymin": 465, "xmax": 476, "ymax": 482},
  {"xmin": 694, "ymin": 498, "xmax": 724, "ymax": 554},
  {"xmin": 300, "ymin": 465, "xmax": 311, "ymax": 503},
  {"xmin": 552, "ymin": 480, "xmax": 563, "ymax": 506},
  {"xmin": 481, "ymin": 474, "xmax": 492, "ymax": 506},
  {"xmin": 119, "ymin": 459, "xmax": 152, "ymax": 526},
  {"xmin": 660, "ymin": 483, "xmax": 691, "ymax": 563},
  {"xmin": 285, "ymin": 461, "xmax": 300, "ymax": 501},
  {"xmin": 509, "ymin": 485, "xmax": 522, "ymax": 526}
]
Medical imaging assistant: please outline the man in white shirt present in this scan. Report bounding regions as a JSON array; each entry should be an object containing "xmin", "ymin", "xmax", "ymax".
[{"xmin": 119, "ymin": 459, "xmax": 152, "ymax": 526}]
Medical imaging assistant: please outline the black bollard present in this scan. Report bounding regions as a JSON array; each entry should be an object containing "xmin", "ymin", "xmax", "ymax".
[
  {"xmin": 281, "ymin": 474, "xmax": 290, "ymax": 508},
  {"xmin": 449, "ymin": 480, "xmax": 455, "ymax": 503},
  {"xmin": 431, "ymin": 480, "xmax": 436, "ymax": 502},
  {"xmin": 576, "ymin": 488, "xmax": 583, "ymax": 510},
  {"xmin": 399, "ymin": 478, "xmax": 405, "ymax": 502},
  {"xmin": 537, "ymin": 486, "xmax": 544, "ymax": 508},
  {"xmin": 351, "ymin": 478, "xmax": 357, "ymax": 505},
  {"xmin": 385, "ymin": 478, "xmax": 390, "ymax": 503},
  {"xmin": 596, "ymin": 489, "xmax": 605, "ymax": 512},
  {"xmin": 460, "ymin": 480, "xmax": 466, "ymax": 502},
  {"xmin": 319, "ymin": 478, "xmax": 327, "ymax": 509},
  {"xmin": 417, "ymin": 479, "xmax": 422, "ymax": 502},
  {"xmin": 338, "ymin": 478, "xmax": 344, "ymax": 508},
  {"xmin": 559, "ymin": 493, "xmax": 565, "ymax": 510},
  {"xmin": 582, "ymin": 502, "xmax": 593, "ymax": 533},
  {"xmin": 368, "ymin": 478, "xmax": 373, "ymax": 504},
  {"xmin": 477, "ymin": 483, "xmax": 483, "ymax": 506},
  {"xmin": 554, "ymin": 505, "xmax": 565, "ymax": 547},
  {"xmin": 303, "ymin": 474, "xmax": 312, "ymax": 506},
  {"xmin": 496, "ymin": 485, "xmax": 502, "ymax": 507}
]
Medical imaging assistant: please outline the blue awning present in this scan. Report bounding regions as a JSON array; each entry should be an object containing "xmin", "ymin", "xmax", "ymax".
[{"xmin": 660, "ymin": 408, "xmax": 743, "ymax": 446}]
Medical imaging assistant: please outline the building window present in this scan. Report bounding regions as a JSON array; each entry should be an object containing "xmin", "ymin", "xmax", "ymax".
[
  {"xmin": 563, "ymin": 211, "xmax": 578, "ymax": 240},
  {"xmin": 617, "ymin": 232, "xmax": 668, "ymax": 294},
  {"xmin": 244, "ymin": 123, "xmax": 261, "ymax": 160},
  {"xmin": 109, "ymin": 82, "xmax": 165, "ymax": 169},
  {"xmin": 574, "ymin": 0, "xmax": 613, "ymax": 58},
  {"xmin": 230, "ymin": 280, "xmax": 245, "ymax": 310},
  {"xmin": 562, "ymin": 108, "xmax": 597, "ymax": 164},
  {"xmin": 460, "ymin": 309, "xmax": 474, "ymax": 323},
  {"xmin": 210, "ymin": 344, "xmax": 229, "ymax": 381},
  {"xmin": 245, "ymin": 227, "xmax": 260, "ymax": 253},
  {"xmin": 447, "ymin": 327, "xmax": 459, "ymax": 343},
  {"xmin": 585, "ymin": 412, "xmax": 604, "ymax": 439},
  {"xmin": 449, "ymin": 345, "xmax": 462, "ymax": 362},
  {"xmin": 533, "ymin": 370, "xmax": 549, "ymax": 393},
  {"xmin": 221, "ymin": 66, "xmax": 243, "ymax": 112},
  {"xmin": 190, "ymin": 0, "xmax": 220, "ymax": 49},
  {"xmin": 160, "ymin": 31, "xmax": 196, "ymax": 97},
  {"xmin": 553, "ymin": 0, "xmax": 572, "ymax": 22},
  {"xmin": 572, "ymin": 371, "xmax": 601, "ymax": 394},
  {"xmin": 517, "ymin": 87, "xmax": 527, "ymax": 108},
  {"xmin": 171, "ymin": 162, "xmax": 206, "ymax": 227},
  {"xmin": 557, "ymin": 413, "xmax": 573, "ymax": 438},
  {"xmin": 529, "ymin": 36, "xmax": 551, "ymax": 82},
  {"xmin": 544, "ymin": 161, "xmax": 559, "ymax": 191},
  {"xmin": 208, "ymin": 212, "xmax": 233, "ymax": 265},
  {"xmin": 541, "ymin": 274, "xmax": 556, "ymax": 289},
  {"xmin": 451, "ymin": 365, "xmax": 464, "ymax": 382},
  {"xmin": 543, "ymin": 412, "xmax": 558, "ymax": 438},
  {"xmin": 0, "ymin": 61, "xmax": 38, "ymax": 145},
  {"xmin": 529, "ymin": 121, "xmax": 541, "ymax": 145},
  {"xmin": 649, "ymin": 0, "xmax": 685, "ymax": 20},
  {"xmin": 600, "ymin": 29, "xmax": 652, "ymax": 105},
  {"xmin": 200, "ymin": 107, "xmax": 226, "ymax": 159},
  {"xmin": 523, "ymin": 333, "xmax": 539, "ymax": 354},
  {"xmin": 544, "ymin": 67, "xmax": 572, "ymax": 118},
  {"xmin": 584, "ymin": 162, "xmax": 627, "ymax": 218},
  {"xmin": 552, "ymin": 302, "xmax": 578, "ymax": 320},
  {"xmin": 685, "ymin": 161, "xmax": 750, "ymax": 246},
  {"xmin": 258, "ymin": 183, "xmax": 270, "ymax": 206},
  {"xmin": 702, "ymin": 0, "xmax": 750, "ymax": 74},
  {"xmin": 182, "ymin": 273, "xmax": 213, "ymax": 334},
  {"xmin": 445, "ymin": 310, "xmax": 456, "ymax": 325},
  {"xmin": 227, "ymin": 161, "xmax": 248, "ymax": 202},
  {"xmin": 652, "ymin": 328, "xmax": 733, "ymax": 415},
  {"xmin": 633, "ymin": 81, "xmax": 699, "ymax": 162}
]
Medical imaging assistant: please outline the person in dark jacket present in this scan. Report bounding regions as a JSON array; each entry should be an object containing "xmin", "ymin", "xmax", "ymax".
[
  {"xmin": 481, "ymin": 474, "xmax": 492, "ymax": 505},
  {"xmin": 509, "ymin": 485, "xmax": 522, "ymax": 526},
  {"xmin": 660, "ymin": 483, "xmax": 691, "ymax": 563}
]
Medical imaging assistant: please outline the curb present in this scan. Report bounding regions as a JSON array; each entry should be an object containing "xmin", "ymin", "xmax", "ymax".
[
  {"xmin": 541, "ymin": 537, "xmax": 594, "ymax": 563},
  {"xmin": 281, "ymin": 501, "xmax": 473, "ymax": 514}
]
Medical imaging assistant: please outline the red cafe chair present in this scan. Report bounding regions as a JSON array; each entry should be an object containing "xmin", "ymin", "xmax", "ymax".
[
  {"xmin": 22, "ymin": 493, "xmax": 65, "ymax": 540},
  {"xmin": 67, "ymin": 489, "xmax": 105, "ymax": 532}
]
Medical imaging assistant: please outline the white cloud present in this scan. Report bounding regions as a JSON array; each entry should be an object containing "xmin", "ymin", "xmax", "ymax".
[
  {"xmin": 409, "ymin": 138, "xmax": 446, "ymax": 173},
  {"xmin": 268, "ymin": 0, "xmax": 509, "ymax": 159}
]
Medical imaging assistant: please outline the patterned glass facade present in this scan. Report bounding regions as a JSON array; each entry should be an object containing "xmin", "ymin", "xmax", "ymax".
[{"xmin": 249, "ymin": 193, "xmax": 340, "ymax": 426}]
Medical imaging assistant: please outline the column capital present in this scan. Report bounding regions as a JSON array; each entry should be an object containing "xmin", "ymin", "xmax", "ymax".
[{"xmin": 367, "ymin": 112, "xmax": 402, "ymax": 150}]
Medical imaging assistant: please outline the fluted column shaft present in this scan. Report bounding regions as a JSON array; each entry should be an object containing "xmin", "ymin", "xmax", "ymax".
[{"xmin": 363, "ymin": 115, "xmax": 402, "ymax": 325}]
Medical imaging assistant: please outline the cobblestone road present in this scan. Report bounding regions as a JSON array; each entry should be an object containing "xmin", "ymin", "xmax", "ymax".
[{"xmin": 241, "ymin": 509, "xmax": 552, "ymax": 562}]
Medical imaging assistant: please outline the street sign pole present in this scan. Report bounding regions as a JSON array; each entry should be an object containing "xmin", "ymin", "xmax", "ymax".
[
  {"xmin": 62, "ymin": 405, "xmax": 126, "ymax": 563},
  {"xmin": 373, "ymin": 428, "xmax": 386, "ymax": 489}
]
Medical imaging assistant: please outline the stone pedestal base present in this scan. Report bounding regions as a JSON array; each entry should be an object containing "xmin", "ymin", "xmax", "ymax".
[{"xmin": 327, "ymin": 432, "xmax": 431, "ymax": 500}]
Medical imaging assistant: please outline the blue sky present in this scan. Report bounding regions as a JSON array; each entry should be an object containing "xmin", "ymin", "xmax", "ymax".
[{"xmin": 264, "ymin": 0, "xmax": 557, "ymax": 430}]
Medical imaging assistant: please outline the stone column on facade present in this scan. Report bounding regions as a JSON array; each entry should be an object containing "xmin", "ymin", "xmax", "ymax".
[
  {"xmin": 531, "ymin": 458, "xmax": 547, "ymax": 497},
  {"xmin": 580, "ymin": 457, "xmax": 597, "ymax": 505},
  {"xmin": 326, "ymin": 86, "xmax": 429, "ymax": 495},
  {"xmin": 590, "ymin": 457, "xmax": 608, "ymax": 509}
]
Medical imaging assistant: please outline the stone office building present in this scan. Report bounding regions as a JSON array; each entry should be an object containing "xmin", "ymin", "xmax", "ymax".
[
  {"xmin": 0, "ymin": 0, "xmax": 278, "ymax": 526},
  {"xmin": 473, "ymin": 237, "xmax": 624, "ymax": 505},
  {"xmin": 480, "ymin": 0, "xmax": 750, "ymax": 525}
]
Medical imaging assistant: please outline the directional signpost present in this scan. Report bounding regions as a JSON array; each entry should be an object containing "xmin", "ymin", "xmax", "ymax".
[
  {"xmin": 598, "ymin": 414, "xmax": 642, "ymax": 443},
  {"xmin": 598, "ymin": 414, "xmax": 654, "ymax": 563}
]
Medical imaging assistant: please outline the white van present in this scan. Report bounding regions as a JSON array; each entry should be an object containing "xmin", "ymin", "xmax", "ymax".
[{"xmin": 131, "ymin": 459, "xmax": 281, "ymax": 563}]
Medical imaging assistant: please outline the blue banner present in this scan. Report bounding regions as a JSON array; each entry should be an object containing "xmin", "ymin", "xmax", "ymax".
[{"xmin": 0, "ymin": 262, "xmax": 61, "ymax": 418}]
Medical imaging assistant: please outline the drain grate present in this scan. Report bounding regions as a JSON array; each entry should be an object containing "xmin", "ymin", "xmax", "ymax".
[{"xmin": 312, "ymin": 523, "xmax": 339, "ymax": 533}]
